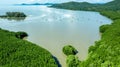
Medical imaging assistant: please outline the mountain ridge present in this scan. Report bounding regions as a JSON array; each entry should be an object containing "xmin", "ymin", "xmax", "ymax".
[{"xmin": 50, "ymin": 0, "xmax": 120, "ymax": 11}]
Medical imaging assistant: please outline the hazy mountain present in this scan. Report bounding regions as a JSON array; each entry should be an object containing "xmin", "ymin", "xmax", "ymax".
[{"xmin": 19, "ymin": 3, "xmax": 56, "ymax": 5}]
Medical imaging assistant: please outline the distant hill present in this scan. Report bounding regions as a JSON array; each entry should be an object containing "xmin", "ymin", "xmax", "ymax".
[
  {"xmin": 50, "ymin": 0, "xmax": 120, "ymax": 11},
  {"xmin": 19, "ymin": 3, "xmax": 56, "ymax": 5}
]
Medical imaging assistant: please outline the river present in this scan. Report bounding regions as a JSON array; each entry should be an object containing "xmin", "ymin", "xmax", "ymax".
[{"xmin": 0, "ymin": 5, "xmax": 111, "ymax": 67}]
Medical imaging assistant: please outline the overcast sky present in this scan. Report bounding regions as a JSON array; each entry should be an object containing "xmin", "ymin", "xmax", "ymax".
[{"xmin": 0, "ymin": 0, "xmax": 113, "ymax": 5}]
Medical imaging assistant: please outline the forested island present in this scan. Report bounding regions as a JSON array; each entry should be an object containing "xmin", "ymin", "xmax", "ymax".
[
  {"xmin": 51, "ymin": 0, "xmax": 120, "ymax": 66},
  {"xmin": 0, "ymin": 12, "xmax": 26, "ymax": 21}
]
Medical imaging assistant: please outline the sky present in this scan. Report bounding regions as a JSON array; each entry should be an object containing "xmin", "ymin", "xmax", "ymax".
[{"xmin": 0, "ymin": 0, "xmax": 113, "ymax": 5}]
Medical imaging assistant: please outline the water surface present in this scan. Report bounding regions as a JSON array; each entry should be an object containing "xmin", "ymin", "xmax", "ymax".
[{"xmin": 0, "ymin": 5, "xmax": 111, "ymax": 67}]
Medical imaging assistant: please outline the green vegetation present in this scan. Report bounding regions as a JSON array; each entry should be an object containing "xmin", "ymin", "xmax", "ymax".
[
  {"xmin": 99, "ymin": 24, "xmax": 110, "ymax": 33},
  {"xmin": 15, "ymin": 31, "xmax": 28, "ymax": 39},
  {"xmin": 62, "ymin": 45, "xmax": 78, "ymax": 56},
  {"xmin": 52, "ymin": 0, "xmax": 120, "ymax": 66},
  {"xmin": 66, "ymin": 55, "xmax": 80, "ymax": 67},
  {"xmin": 50, "ymin": 0, "xmax": 120, "ymax": 11},
  {"xmin": 80, "ymin": 19, "xmax": 120, "ymax": 67},
  {"xmin": 1, "ymin": 12, "xmax": 27, "ymax": 17},
  {"xmin": 0, "ymin": 28, "xmax": 58, "ymax": 67},
  {"xmin": 62, "ymin": 45, "xmax": 80, "ymax": 67},
  {"xmin": 0, "ymin": 12, "xmax": 26, "ymax": 21}
]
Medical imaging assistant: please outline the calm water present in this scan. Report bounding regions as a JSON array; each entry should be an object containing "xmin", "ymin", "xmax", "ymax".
[{"xmin": 0, "ymin": 5, "xmax": 111, "ymax": 67}]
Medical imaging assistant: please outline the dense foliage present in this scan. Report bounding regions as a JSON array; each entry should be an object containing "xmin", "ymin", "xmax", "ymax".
[
  {"xmin": 100, "ymin": 11, "xmax": 120, "ymax": 20},
  {"xmin": 62, "ymin": 45, "xmax": 78, "ymax": 56},
  {"xmin": 62, "ymin": 45, "xmax": 80, "ymax": 67},
  {"xmin": 66, "ymin": 55, "xmax": 80, "ymax": 67},
  {"xmin": 80, "ymin": 19, "xmax": 120, "ymax": 67},
  {"xmin": 0, "ymin": 12, "xmax": 26, "ymax": 21},
  {"xmin": 15, "ymin": 31, "xmax": 28, "ymax": 39},
  {"xmin": 99, "ymin": 24, "xmax": 110, "ymax": 33},
  {"xmin": 0, "ymin": 29, "xmax": 58, "ymax": 67},
  {"xmin": 52, "ymin": 0, "xmax": 120, "ymax": 67},
  {"xmin": 50, "ymin": 0, "xmax": 120, "ymax": 11},
  {"xmin": 6, "ymin": 12, "xmax": 26, "ymax": 17}
]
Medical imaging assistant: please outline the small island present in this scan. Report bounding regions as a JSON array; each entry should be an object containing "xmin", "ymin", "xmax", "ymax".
[
  {"xmin": 62, "ymin": 45, "xmax": 80, "ymax": 67},
  {"xmin": 0, "ymin": 12, "xmax": 27, "ymax": 21},
  {"xmin": 62, "ymin": 45, "xmax": 78, "ymax": 56}
]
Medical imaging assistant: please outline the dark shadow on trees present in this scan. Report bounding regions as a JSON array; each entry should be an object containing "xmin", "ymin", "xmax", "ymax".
[{"xmin": 52, "ymin": 56, "xmax": 62, "ymax": 67}]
